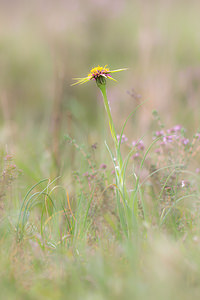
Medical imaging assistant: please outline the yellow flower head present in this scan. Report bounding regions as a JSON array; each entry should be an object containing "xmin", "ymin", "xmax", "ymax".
[{"xmin": 71, "ymin": 65, "xmax": 127, "ymax": 86}]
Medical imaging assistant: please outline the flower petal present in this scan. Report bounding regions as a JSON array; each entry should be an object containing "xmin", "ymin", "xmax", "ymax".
[
  {"xmin": 109, "ymin": 68, "xmax": 128, "ymax": 73},
  {"xmin": 71, "ymin": 66, "xmax": 127, "ymax": 86},
  {"xmin": 71, "ymin": 77, "xmax": 90, "ymax": 86},
  {"xmin": 108, "ymin": 76, "xmax": 117, "ymax": 82}
]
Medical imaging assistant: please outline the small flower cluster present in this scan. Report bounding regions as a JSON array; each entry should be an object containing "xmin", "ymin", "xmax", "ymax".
[
  {"xmin": 153, "ymin": 125, "xmax": 190, "ymax": 149},
  {"xmin": 132, "ymin": 140, "xmax": 145, "ymax": 159},
  {"xmin": 117, "ymin": 134, "xmax": 128, "ymax": 144},
  {"xmin": 82, "ymin": 163, "xmax": 108, "ymax": 184},
  {"xmin": 3, "ymin": 154, "xmax": 21, "ymax": 182},
  {"xmin": 148, "ymin": 124, "xmax": 200, "ymax": 211},
  {"xmin": 132, "ymin": 140, "xmax": 145, "ymax": 150}
]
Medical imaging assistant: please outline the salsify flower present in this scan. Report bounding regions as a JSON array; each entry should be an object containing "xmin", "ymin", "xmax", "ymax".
[
  {"xmin": 72, "ymin": 64, "xmax": 132, "ymax": 236},
  {"xmin": 71, "ymin": 65, "xmax": 127, "ymax": 86},
  {"xmin": 71, "ymin": 64, "xmax": 127, "ymax": 147}
]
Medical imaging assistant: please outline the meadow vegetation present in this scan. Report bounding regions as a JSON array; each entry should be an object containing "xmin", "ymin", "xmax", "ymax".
[{"xmin": 1, "ymin": 1, "xmax": 200, "ymax": 299}]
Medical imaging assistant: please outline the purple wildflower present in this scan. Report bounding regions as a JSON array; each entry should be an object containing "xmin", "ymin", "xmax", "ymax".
[
  {"xmin": 173, "ymin": 125, "xmax": 182, "ymax": 132},
  {"xmin": 132, "ymin": 153, "xmax": 140, "ymax": 159},
  {"xmin": 132, "ymin": 141, "xmax": 136, "ymax": 147},
  {"xmin": 91, "ymin": 143, "xmax": 98, "ymax": 149},
  {"xmin": 83, "ymin": 172, "xmax": 89, "ymax": 177},
  {"xmin": 195, "ymin": 133, "xmax": 200, "ymax": 139},
  {"xmin": 137, "ymin": 140, "xmax": 145, "ymax": 150},
  {"xmin": 163, "ymin": 135, "xmax": 173, "ymax": 143},
  {"xmin": 167, "ymin": 125, "xmax": 182, "ymax": 134},
  {"xmin": 181, "ymin": 138, "xmax": 189, "ymax": 145},
  {"xmin": 117, "ymin": 134, "xmax": 128, "ymax": 144},
  {"xmin": 155, "ymin": 130, "xmax": 164, "ymax": 137},
  {"xmin": 100, "ymin": 163, "xmax": 107, "ymax": 169},
  {"xmin": 155, "ymin": 148, "xmax": 161, "ymax": 154},
  {"xmin": 132, "ymin": 140, "xmax": 145, "ymax": 151},
  {"xmin": 10, "ymin": 164, "xmax": 16, "ymax": 169}
]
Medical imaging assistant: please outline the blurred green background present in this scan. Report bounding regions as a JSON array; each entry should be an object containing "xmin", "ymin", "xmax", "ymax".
[{"xmin": 1, "ymin": 0, "xmax": 200, "ymax": 183}]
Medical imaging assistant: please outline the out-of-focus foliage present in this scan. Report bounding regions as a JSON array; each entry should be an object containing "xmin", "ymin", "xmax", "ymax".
[{"xmin": 1, "ymin": 0, "xmax": 200, "ymax": 183}]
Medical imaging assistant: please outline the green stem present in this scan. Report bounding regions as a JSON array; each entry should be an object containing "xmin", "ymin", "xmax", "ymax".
[
  {"xmin": 98, "ymin": 82, "xmax": 125, "ymax": 185},
  {"xmin": 99, "ymin": 84, "xmax": 118, "ymax": 147},
  {"xmin": 98, "ymin": 81, "xmax": 137, "ymax": 237}
]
